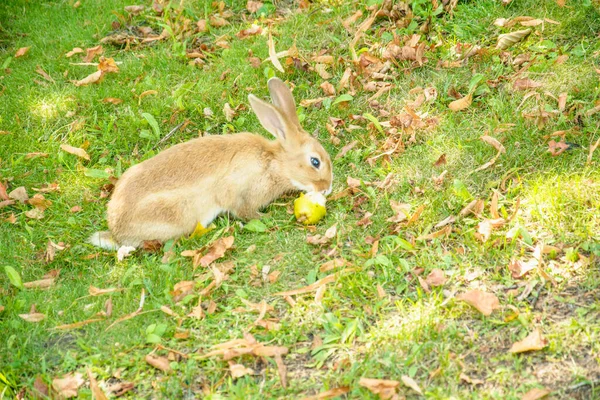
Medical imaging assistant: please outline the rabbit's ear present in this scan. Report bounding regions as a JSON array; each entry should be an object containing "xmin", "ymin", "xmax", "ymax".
[
  {"xmin": 267, "ymin": 77, "xmax": 300, "ymax": 126},
  {"xmin": 249, "ymin": 94, "xmax": 288, "ymax": 141}
]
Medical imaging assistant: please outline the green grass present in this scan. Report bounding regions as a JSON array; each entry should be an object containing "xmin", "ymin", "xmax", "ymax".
[{"xmin": 1, "ymin": 0, "xmax": 600, "ymax": 398}]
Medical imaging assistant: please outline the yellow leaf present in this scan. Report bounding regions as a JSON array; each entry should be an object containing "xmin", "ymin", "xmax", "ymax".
[{"xmin": 60, "ymin": 144, "xmax": 90, "ymax": 160}]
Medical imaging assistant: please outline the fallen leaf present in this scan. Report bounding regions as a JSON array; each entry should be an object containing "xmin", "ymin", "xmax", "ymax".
[
  {"xmin": 476, "ymin": 218, "xmax": 506, "ymax": 242},
  {"xmin": 387, "ymin": 201, "xmax": 411, "ymax": 223},
  {"xmin": 460, "ymin": 199, "xmax": 484, "ymax": 217},
  {"xmin": 23, "ymin": 278, "xmax": 55, "ymax": 289},
  {"xmin": 508, "ymin": 259, "xmax": 538, "ymax": 278},
  {"xmin": 53, "ymin": 318, "xmax": 103, "ymax": 330},
  {"xmin": 15, "ymin": 47, "xmax": 30, "ymax": 57},
  {"xmin": 124, "ymin": 5, "xmax": 145, "ymax": 14},
  {"xmin": 547, "ymin": 140, "xmax": 569, "ymax": 156},
  {"xmin": 520, "ymin": 18, "xmax": 544, "ymax": 26},
  {"xmin": 301, "ymin": 386, "xmax": 350, "ymax": 400},
  {"xmin": 83, "ymin": 45, "xmax": 103, "ymax": 63},
  {"xmin": 416, "ymin": 225, "xmax": 451, "ymax": 241},
  {"xmin": 267, "ymin": 32, "xmax": 284, "ymax": 73},
  {"xmin": 98, "ymin": 56, "xmax": 119, "ymax": 73},
  {"xmin": 557, "ymin": 92, "xmax": 567, "ymax": 112},
  {"xmin": 481, "ymin": 135, "xmax": 506, "ymax": 154},
  {"xmin": 246, "ymin": 1, "xmax": 263, "ymax": 13},
  {"xmin": 496, "ymin": 29, "xmax": 532, "ymax": 50},
  {"xmin": 8, "ymin": 186, "xmax": 29, "ymax": 203},
  {"xmin": 87, "ymin": 368, "xmax": 108, "ymax": 400},
  {"xmin": 73, "ymin": 70, "xmax": 104, "ymax": 86},
  {"xmin": 359, "ymin": 377, "xmax": 399, "ymax": 400},
  {"xmin": 105, "ymin": 381, "xmax": 135, "ymax": 396},
  {"xmin": 513, "ymin": 78, "xmax": 543, "ymax": 90},
  {"xmin": 588, "ymin": 137, "xmax": 600, "ymax": 164},
  {"xmin": 434, "ymin": 153, "xmax": 446, "ymax": 166},
  {"xmin": 320, "ymin": 81, "xmax": 336, "ymax": 96},
  {"xmin": 457, "ymin": 289, "xmax": 500, "ymax": 316},
  {"xmin": 223, "ymin": 102, "xmax": 236, "ymax": 122},
  {"xmin": 401, "ymin": 375, "xmax": 423, "ymax": 395},
  {"xmin": 19, "ymin": 312, "xmax": 46, "ymax": 322},
  {"xmin": 145, "ymin": 354, "xmax": 171, "ymax": 372},
  {"xmin": 275, "ymin": 354, "xmax": 287, "ymax": 388},
  {"xmin": 25, "ymin": 208, "xmax": 44, "ymax": 219},
  {"xmin": 521, "ymin": 388, "xmax": 551, "ymax": 400},
  {"xmin": 52, "ymin": 373, "xmax": 84, "ymax": 398},
  {"xmin": 314, "ymin": 63, "xmax": 331, "ymax": 80},
  {"xmin": 32, "ymin": 376, "xmax": 49, "ymax": 398},
  {"xmin": 448, "ymin": 93, "xmax": 472, "ymax": 111},
  {"xmin": 274, "ymin": 270, "xmax": 350, "ymax": 296},
  {"xmin": 199, "ymin": 236, "xmax": 234, "ymax": 267},
  {"xmin": 102, "ymin": 97, "xmax": 123, "ymax": 104},
  {"xmin": 229, "ymin": 362, "xmax": 254, "ymax": 378},
  {"xmin": 357, "ymin": 211, "xmax": 373, "ymax": 227},
  {"xmin": 29, "ymin": 194, "xmax": 52, "ymax": 210},
  {"xmin": 509, "ymin": 329, "xmax": 548, "ymax": 353},
  {"xmin": 319, "ymin": 258, "xmax": 350, "ymax": 272},
  {"xmin": 60, "ymin": 144, "xmax": 90, "ymax": 160},
  {"xmin": 425, "ymin": 268, "xmax": 446, "ymax": 287},
  {"xmin": 65, "ymin": 47, "xmax": 84, "ymax": 57},
  {"xmin": 89, "ymin": 285, "xmax": 121, "ymax": 296}
]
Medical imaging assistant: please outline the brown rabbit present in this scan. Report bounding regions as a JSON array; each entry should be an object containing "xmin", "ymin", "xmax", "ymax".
[{"xmin": 89, "ymin": 78, "xmax": 333, "ymax": 250}]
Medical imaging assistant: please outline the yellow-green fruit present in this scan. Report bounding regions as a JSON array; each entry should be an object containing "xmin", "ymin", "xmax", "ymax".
[{"xmin": 294, "ymin": 192, "xmax": 327, "ymax": 225}]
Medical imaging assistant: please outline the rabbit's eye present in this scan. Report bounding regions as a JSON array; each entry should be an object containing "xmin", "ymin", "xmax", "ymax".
[{"xmin": 310, "ymin": 157, "xmax": 321, "ymax": 169}]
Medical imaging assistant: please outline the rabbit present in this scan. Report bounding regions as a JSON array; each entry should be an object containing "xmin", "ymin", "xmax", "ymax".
[{"xmin": 89, "ymin": 77, "xmax": 333, "ymax": 250}]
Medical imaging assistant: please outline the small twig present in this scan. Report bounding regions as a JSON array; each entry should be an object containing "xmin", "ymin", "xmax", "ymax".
[{"xmin": 151, "ymin": 122, "xmax": 184, "ymax": 151}]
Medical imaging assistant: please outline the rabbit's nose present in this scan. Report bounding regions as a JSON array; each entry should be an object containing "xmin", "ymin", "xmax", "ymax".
[{"xmin": 321, "ymin": 186, "xmax": 332, "ymax": 196}]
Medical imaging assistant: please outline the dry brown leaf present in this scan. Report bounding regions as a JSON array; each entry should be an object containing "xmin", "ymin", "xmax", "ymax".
[
  {"xmin": 89, "ymin": 285, "xmax": 121, "ymax": 296},
  {"xmin": 457, "ymin": 289, "xmax": 500, "ymax": 316},
  {"xmin": 481, "ymin": 135, "xmax": 506, "ymax": 154},
  {"xmin": 9, "ymin": 186, "xmax": 29, "ymax": 203},
  {"xmin": 513, "ymin": 78, "xmax": 543, "ymax": 90},
  {"xmin": 268, "ymin": 32, "xmax": 284, "ymax": 73},
  {"xmin": 19, "ymin": 312, "xmax": 46, "ymax": 322},
  {"xmin": 509, "ymin": 329, "xmax": 548, "ymax": 353},
  {"xmin": 434, "ymin": 153, "xmax": 446, "ymax": 166},
  {"xmin": 53, "ymin": 318, "xmax": 103, "ymax": 330},
  {"xmin": 557, "ymin": 92, "xmax": 567, "ymax": 111},
  {"xmin": 25, "ymin": 208, "xmax": 44, "ymax": 219},
  {"xmin": 319, "ymin": 258, "xmax": 350, "ymax": 273},
  {"xmin": 246, "ymin": 1, "xmax": 263, "ymax": 13},
  {"xmin": 145, "ymin": 354, "xmax": 171, "ymax": 372},
  {"xmin": 320, "ymin": 81, "xmax": 336, "ymax": 96},
  {"xmin": 387, "ymin": 201, "xmax": 411, "ymax": 223},
  {"xmin": 83, "ymin": 45, "xmax": 103, "ymax": 63},
  {"xmin": 60, "ymin": 144, "xmax": 90, "ymax": 160},
  {"xmin": 229, "ymin": 362, "xmax": 254, "ymax": 378},
  {"xmin": 314, "ymin": 64, "xmax": 332, "ymax": 80},
  {"xmin": 237, "ymin": 24, "xmax": 262, "ymax": 39},
  {"xmin": 301, "ymin": 387, "xmax": 350, "ymax": 400},
  {"xmin": 416, "ymin": 225, "xmax": 451, "ymax": 241},
  {"xmin": 508, "ymin": 259, "xmax": 538, "ymax": 279},
  {"xmin": 425, "ymin": 268, "xmax": 446, "ymax": 287},
  {"xmin": 521, "ymin": 388, "xmax": 551, "ymax": 400},
  {"xmin": 547, "ymin": 140, "xmax": 569, "ymax": 156},
  {"xmin": 587, "ymin": 137, "xmax": 600, "ymax": 165},
  {"xmin": 407, "ymin": 204, "xmax": 425, "ymax": 225},
  {"xmin": 29, "ymin": 194, "xmax": 52, "ymax": 210},
  {"xmin": 52, "ymin": 373, "xmax": 84, "ymax": 398},
  {"xmin": 209, "ymin": 14, "xmax": 229, "ymax": 27},
  {"xmin": 65, "ymin": 47, "xmax": 84, "ymax": 57},
  {"xmin": 274, "ymin": 270, "xmax": 349, "ymax": 296},
  {"xmin": 98, "ymin": 56, "xmax": 119, "ymax": 73},
  {"xmin": 448, "ymin": 93, "xmax": 472, "ymax": 111},
  {"xmin": 338, "ymin": 67, "xmax": 353, "ymax": 91},
  {"xmin": 520, "ymin": 18, "xmax": 543, "ymax": 26},
  {"xmin": 359, "ymin": 377, "xmax": 399, "ymax": 400},
  {"xmin": 15, "ymin": 47, "xmax": 30, "ymax": 58},
  {"xmin": 401, "ymin": 375, "xmax": 423, "ymax": 395},
  {"xmin": 199, "ymin": 236, "xmax": 234, "ymax": 267},
  {"xmin": 343, "ymin": 10, "xmax": 363, "ymax": 28},
  {"xmin": 459, "ymin": 199, "xmax": 485, "ymax": 217},
  {"xmin": 496, "ymin": 29, "xmax": 532, "ymax": 50},
  {"xmin": 102, "ymin": 97, "xmax": 123, "ymax": 105},
  {"xmin": 74, "ymin": 69, "xmax": 104, "ymax": 86},
  {"xmin": 87, "ymin": 368, "xmax": 108, "ymax": 400},
  {"xmin": 23, "ymin": 278, "xmax": 55, "ymax": 289},
  {"xmin": 35, "ymin": 66, "xmax": 55, "ymax": 82},
  {"xmin": 476, "ymin": 218, "xmax": 506, "ymax": 242},
  {"xmin": 124, "ymin": 5, "xmax": 145, "ymax": 14},
  {"xmin": 275, "ymin": 354, "xmax": 287, "ymax": 388}
]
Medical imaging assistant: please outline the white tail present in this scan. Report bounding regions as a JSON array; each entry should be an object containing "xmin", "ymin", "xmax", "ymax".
[{"xmin": 88, "ymin": 231, "xmax": 119, "ymax": 250}]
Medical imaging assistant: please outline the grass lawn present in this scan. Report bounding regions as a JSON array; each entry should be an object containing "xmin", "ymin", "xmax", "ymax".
[{"xmin": 1, "ymin": 0, "xmax": 600, "ymax": 398}]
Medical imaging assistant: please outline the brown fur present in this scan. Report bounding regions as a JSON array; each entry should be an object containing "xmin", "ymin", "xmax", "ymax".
[{"xmin": 90, "ymin": 78, "xmax": 333, "ymax": 249}]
